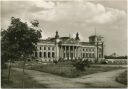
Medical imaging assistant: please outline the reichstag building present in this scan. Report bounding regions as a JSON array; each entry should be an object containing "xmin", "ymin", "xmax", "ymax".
[{"xmin": 33, "ymin": 31, "xmax": 104, "ymax": 62}]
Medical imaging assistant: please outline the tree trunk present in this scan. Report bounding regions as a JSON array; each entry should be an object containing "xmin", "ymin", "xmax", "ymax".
[
  {"xmin": 22, "ymin": 59, "xmax": 26, "ymax": 88},
  {"xmin": 8, "ymin": 59, "xmax": 12, "ymax": 83}
]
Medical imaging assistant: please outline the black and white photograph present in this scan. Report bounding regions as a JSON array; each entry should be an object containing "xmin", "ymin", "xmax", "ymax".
[{"xmin": 1, "ymin": 0, "xmax": 127, "ymax": 88}]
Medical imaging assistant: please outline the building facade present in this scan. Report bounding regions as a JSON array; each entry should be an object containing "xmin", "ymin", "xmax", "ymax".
[{"xmin": 33, "ymin": 31, "xmax": 104, "ymax": 62}]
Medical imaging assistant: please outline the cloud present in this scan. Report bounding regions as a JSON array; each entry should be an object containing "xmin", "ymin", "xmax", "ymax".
[
  {"xmin": 1, "ymin": 0, "xmax": 126, "ymax": 25},
  {"xmin": 28, "ymin": 0, "xmax": 126, "ymax": 25},
  {"xmin": 33, "ymin": 0, "xmax": 55, "ymax": 8}
]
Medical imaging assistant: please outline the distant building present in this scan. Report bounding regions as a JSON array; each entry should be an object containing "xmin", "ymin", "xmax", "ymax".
[
  {"xmin": 33, "ymin": 31, "xmax": 104, "ymax": 62},
  {"xmin": 110, "ymin": 53, "xmax": 117, "ymax": 57}
]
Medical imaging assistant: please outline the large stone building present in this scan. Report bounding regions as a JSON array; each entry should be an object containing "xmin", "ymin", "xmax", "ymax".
[{"xmin": 33, "ymin": 31, "xmax": 104, "ymax": 62}]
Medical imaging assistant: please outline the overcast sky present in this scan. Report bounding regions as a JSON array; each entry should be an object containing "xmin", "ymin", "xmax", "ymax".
[{"xmin": 1, "ymin": 0, "xmax": 127, "ymax": 55}]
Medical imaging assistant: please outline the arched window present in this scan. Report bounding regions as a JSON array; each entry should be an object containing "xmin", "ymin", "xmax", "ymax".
[
  {"xmin": 64, "ymin": 53, "xmax": 66, "ymax": 58},
  {"xmin": 40, "ymin": 47, "xmax": 42, "ymax": 50},
  {"xmin": 83, "ymin": 53, "xmax": 85, "ymax": 58},
  {"xmin": 48, "ymin": 52, "xmax": 51, "ymax": 58},
  {"xmin": 44, "ymin": 52, "xmax": 46, "ymax": 58},
  {"xmin": 52, "ymin": 52, "xmax": 55, "ymax": 58},
  {"xmin": 86, "ymin": 53, "xmax": 88, "ymax": 58},
  {"xmin": 71, "ymin": 53, "xmax": 73, "ymax": 59},
  {"xmin": 92, "ymin": 53, "xmax": 95, "ymax": 58},
  {"xmin": 39, "ymin": 52, "xmax": 42, "ymax": 57},
  {"xmin": 89, "ymin": 53, "xmax": 91, "ymax": 58},
  {"xmin": 44, "ymin": 47, "xmax": 46, "ymax": 50},
  {"xmin": 35, "ymin": 52, "xmax": 37, "ymax": 57},
  {"xmin": 48, "ymin": 47, "xmax": 50, "ymax": 50}
]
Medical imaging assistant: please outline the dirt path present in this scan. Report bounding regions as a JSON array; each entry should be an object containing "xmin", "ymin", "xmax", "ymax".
[
  {"xmin": 13, "ymin": 68, "xmax": 126, "ymax": 88},
  {"xmin": 72, "ymin": 69, "xmax": 126, "ymax": 88}
]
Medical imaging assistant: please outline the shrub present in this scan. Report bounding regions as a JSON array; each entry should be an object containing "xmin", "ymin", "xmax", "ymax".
[
  {"xmin": 116, "ymin": 70, "xmax": 127, "ymax": 85},
  {"xmin": 72, "ymin": 59, "xmax": 91, "ymax": 71},
  {"xmin": 53, "ymin": 60, "xmax": 58, "ymax": 64}
]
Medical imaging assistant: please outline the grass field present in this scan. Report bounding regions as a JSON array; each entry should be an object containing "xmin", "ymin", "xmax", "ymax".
[
  {"xmin": 116, "ymin": 70, "xmax": 127, "ymax": 85},
  {"xmin": 1, "ymin": 69, "xmax": 46, "ymax": 88},
  {"xmin": 11, "ymin": 61, "xmax": 125, "ymax": 78},
  {"xmin": 26, "ymin": 62, "xmax": 124, "ymax": 78}
]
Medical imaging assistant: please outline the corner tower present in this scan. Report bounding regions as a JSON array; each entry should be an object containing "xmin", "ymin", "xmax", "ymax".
[{"xmin": 75, "ymin": 32, "xmax": 80, "ymax": 41}]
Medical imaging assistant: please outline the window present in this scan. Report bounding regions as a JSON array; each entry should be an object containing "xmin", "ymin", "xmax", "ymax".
[
  {"xmin": 92, "ymin": 53, "xmax": 95, "ymax": 58},
  {"xmin": 44, "ymin": 47, "xmax": 46, "ymax": 50},
  {"xmin": 48, "ymin": 47, "xmax": 50, "ymax": 50},
  {"xmin": 48, "ymin": 52, "xmax": 51, "ymax": 58},
  {"xmin": 44, "ymin": 52, "xmax": 46, "ymax": 58},
  {"xmin": 83, "ymin": 49, "xmax": 84, "ymax": 51},
  {"xmin": 71, "ymin": 53, "xmax": 73, "ymax": 58},
  {"xmin": 86, "ymin": 53, "xmax": 88, "ymax": 58},
  {"xmin": 40, "ymin": 47, "xmax": 42, "ymax": 50},
  {"xmin": 64, "ymin": 53, "xmax": 66, "ymax": 58},
  {"xmin": 83, "ymin": 53, "xmax": 85, "ymax": 58},
  {"xmin": 35, "ymin": 52, "xmax": 37, "ymax": 57},
  {"xmin": 67, "ymin": 53, "xmax": 69, "ymax": 58},
  {"xmin": 52, "ymin": 52, "xmax": 55, "ymax": 58},
  {"xmin": 89, "ymin": 53, "xmax": 91, "ymax": 58},
  {"xmin": 39, "ymin": 52, "xmax": 42, "ymax": 57}
]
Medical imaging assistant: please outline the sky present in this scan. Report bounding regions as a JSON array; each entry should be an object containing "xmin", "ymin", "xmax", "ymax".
[{"xmin": 1, "ymin": 0, "xmax": 127, "ymax": 55}]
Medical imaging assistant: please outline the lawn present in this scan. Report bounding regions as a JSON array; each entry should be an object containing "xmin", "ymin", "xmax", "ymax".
[
  {"xmin": 1, "ymin": 69, "xmax": 46, "ymax": 88},
  {"xmin": 11, "ymin": 61, "xmax": 125, "ymax": 78},
  {"xmin": 26, "ymin": 62, "xmax": 125, "ymax": 78},
  {"xmin": 116, "ymin": 70, "xmax": 127, "ymax": 85}
]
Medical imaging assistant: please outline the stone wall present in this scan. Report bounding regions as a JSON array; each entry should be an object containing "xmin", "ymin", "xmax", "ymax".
[{"xmin": 105, "ymin": 59, "xmax": 127, "ymax": 64}]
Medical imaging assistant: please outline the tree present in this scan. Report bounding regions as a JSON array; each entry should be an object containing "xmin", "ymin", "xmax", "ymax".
[
  {"xmin": 1, "ymin": 17, "xmax": 42, "ymax": 86},
  {"xmin": 1, "ymin": 28, "xmax": 21, "ymax": 82}
]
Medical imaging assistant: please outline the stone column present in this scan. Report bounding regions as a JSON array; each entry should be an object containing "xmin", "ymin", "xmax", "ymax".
[
  {"xmin": 65, "ymin": 46, "xmax": 67, "ymax": 59},
  {"xmin": 42, "ymin": 46, "xmax": 43, "ymax": 58},
  {"xmin": 69, "ymin": 46, "xmax": 71, "ymax": 60},
  {"xmin": 56, "ymin": 44, "xmax": 59, "ymax": 61},
  {"xmin": 73, "ymin": 46, "xmax": 75, "ymax": 59},
  {"xmin": 46, "ymin": 52, "xmax": 48, "ymax": 59},
  {"xmin": 61, "ymin": 46, "xmax": 63, "ymax": 58},
  {"xmin": 76, "ymin": 46, "xmax": 78, "ymax": 59},
  {"xmin": 60, "ymin": 46, "xmax": 62, "ymax": 58},
  {"xmin": 81, "ymin": 47, "xmax": 83, "ymax": 58},
  {"xmin": 77, "ymin": 48, "xmax": 79, "ymax": 59},
  {"xmin": 50, "ymin": 51, "xmax": 52, "ymax": 58}
]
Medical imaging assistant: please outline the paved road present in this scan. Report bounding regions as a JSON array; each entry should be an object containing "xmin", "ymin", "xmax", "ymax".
[{"xmin": 13, "ymin": 68, "xmax": 126, "ymax": 88}]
